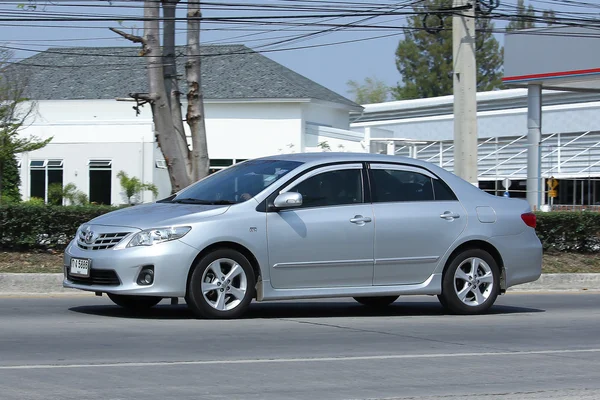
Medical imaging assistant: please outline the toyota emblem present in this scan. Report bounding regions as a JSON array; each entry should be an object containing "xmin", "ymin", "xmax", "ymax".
[{"xmin": 83, "ymin": 227, "xmax": 96, "ymax": 245}]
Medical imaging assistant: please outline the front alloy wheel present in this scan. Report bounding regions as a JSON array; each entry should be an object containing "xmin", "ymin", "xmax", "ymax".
[
  {"xmin": 187, "ymin": 249, "xmax": 255, "ymax": 319},
  {"xmin": 438, "ymin": 249, "xmax": 499, "ymax": 315},
  {"xmin": 201, "ymin": 258, "xmax": 248, "ymax": 311}
]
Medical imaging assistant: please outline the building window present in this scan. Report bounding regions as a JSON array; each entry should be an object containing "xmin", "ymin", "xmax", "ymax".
[
  {"xmin": 155, "ymin": 160, "xmax": 167, "ymax": 169},
  {"xmin": 208, "ymin": 159, "xmax": 247, "ymax": 175},
  {"xmin": 89, "ymin": 160, "xmax": 112, "ymax": 205},
  {"xmin": 29, "ymin": 159, "xmax": 63, "ymax": 203}
]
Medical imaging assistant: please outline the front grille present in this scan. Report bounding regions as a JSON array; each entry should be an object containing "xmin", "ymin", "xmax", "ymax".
[
  {"xmin": 77, "ymin": 232, "xmax": 129, "ymax": 250},
  {"xmin": 67, "ymin": 269, "xmax": 121, "ymax": 286}
]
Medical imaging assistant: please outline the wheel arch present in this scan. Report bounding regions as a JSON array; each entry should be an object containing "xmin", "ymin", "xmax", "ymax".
[
  {"xmin": 185, "ymin": 241, "xmax": 262, "ymax": 299},
  {"xmin": 442, "ymin": 240, "xmax": 506, "ymax": 293}
]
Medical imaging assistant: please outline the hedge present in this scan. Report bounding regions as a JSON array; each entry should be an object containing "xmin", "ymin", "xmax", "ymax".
[
  {"xmin": 0, "ymin": 204, "xmax": 119, "ymax": 250},
  {"xmin": 535, "ymin": 211, "xmax": 600, "ymax": 253},
  {"xmin": 0, "ymin": 205, "xmax": 599, "ymax": 253}
]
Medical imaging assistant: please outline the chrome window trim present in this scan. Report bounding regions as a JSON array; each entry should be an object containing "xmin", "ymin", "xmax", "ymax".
[{"xmin": 369, "ymin": 163, "xmax": 439, "ymax": 180}]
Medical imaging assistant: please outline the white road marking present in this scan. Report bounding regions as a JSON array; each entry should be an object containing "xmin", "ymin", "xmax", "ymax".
[{"xmin": 1, "ymin": 348, "xmax": 600, "ymax": 370}]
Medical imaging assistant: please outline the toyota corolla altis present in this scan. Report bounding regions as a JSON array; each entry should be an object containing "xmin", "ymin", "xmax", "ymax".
[{"xmin": 64, "ymin": 153, "xmax": 542, "ymax": 318}]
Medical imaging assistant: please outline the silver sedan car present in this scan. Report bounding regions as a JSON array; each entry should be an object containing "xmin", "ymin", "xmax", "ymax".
[{"xmin": 64, "ymin": 153, "xmax": 542, "ymax": 318}]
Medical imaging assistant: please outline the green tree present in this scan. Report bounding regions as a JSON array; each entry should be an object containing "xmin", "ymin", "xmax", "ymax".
[
  {"xmin": 0, "ymin": 48, "xmax": 51, "ymax": 204},
  {"xmin": 506, "ymin": 0, "xmax": 556, "ymax": 31},
  {"xmin": 506, "ymin": 0, "xmax": 536, "ymax": 31},
  {"xmin": 1, "ymin": 154, "xmax": 21, "ymax": 203},
  {"xmin": 117, "ymin": 170, "xmax": 159, "ymax": 205},
  {"xmin": 47, "ymin": 182, "xmax": 89, "ymax": 206},
  {"xmin": 347, "ymin": 76, "xmax": 390, "ymax": 104},
  {"xmin": 393, "ymin": 0, "xmax": 503, "ymax": 100},
  {"xmin": 542, "ymin": 9, "xmax": 557, "ymax": 26}
]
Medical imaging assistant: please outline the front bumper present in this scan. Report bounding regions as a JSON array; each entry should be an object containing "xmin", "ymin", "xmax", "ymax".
[{"xmin": 63, "ymin": 238, "xmax": 199, "ymax": 297}]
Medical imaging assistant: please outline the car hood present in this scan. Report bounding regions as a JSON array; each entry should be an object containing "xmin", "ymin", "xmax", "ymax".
[{"xmin": 88, "ymin": 202, "xmax": 230, "ymax": 229}]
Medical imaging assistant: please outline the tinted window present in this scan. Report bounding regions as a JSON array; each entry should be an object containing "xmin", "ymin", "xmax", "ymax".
[
  {"xmin": 432, "ymin": 177, "xmax": 458, "ymax": 201},
  {"xmin": 173, "ymin": 159, "xmax": 302, "ymax": 204},
  {"xmin": 289, "ymin": 169, "xmax": 363, "ymax": 208},
  {"xmin": 371, "ymin": 169, "xmax": 434, "ymax": 202}
]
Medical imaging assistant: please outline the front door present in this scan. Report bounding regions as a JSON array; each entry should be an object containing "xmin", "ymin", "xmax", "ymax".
[
  {"xmin": 369, "ymin": 164, "xmax": 467, "ymax": 285},
  {"xmin": 267, "ymin": 164, "xmax": 374, "ymax": 289}
]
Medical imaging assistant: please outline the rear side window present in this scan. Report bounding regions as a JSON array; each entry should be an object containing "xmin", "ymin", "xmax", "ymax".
[
  {"xmin": 432, "ymin": 177, "xmax": 458, "ymax": 201},
  {"xmin": 370, "ymin": 168, "xmax": 456, "ymax": 202}
]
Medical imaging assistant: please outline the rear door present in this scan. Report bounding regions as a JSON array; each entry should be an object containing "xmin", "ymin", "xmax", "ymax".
[{"xmin": 369, "ymin": 163, "xmax": 466, "ymax": 285}]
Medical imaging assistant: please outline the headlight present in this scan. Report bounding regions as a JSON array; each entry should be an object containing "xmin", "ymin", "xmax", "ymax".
[{"xmin": 127, "ymin": 226, "xmax": 191, "ymax": 247}]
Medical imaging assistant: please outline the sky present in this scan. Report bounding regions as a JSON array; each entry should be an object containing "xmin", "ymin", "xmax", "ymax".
[{"xmin": 0, "ymin": 0, "xmax": 594, "ymax": 100}]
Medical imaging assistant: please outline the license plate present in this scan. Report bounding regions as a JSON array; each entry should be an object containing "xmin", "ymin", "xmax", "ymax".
[{"xmin": 70, "ymin": 258, "xmax": 91, "ymax": 277}]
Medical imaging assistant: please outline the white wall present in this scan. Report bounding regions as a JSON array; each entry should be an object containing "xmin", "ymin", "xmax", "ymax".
[
  {"xmin": 202, "ymin": 102, "xmax": 303, "ymax": 159},
  {"xmin": 16, "ymin": 98, "xmax": 361, "ymax": 204},
  {"xmin": 303, "ymin": 101, "xmax": 351, "ymax": 129},
  {"xmin": 304, "ymin": 125, "xmax": 365, "ymax": 153},
  {"xmin": 18, "ymin": 100, "xmax": 156, "ymax": 204},
  {"xmin": 16, "ymin": 99, "xmax": 308, "ymax": 204},
  {"xmin": 351, "ymin": 101, "xmax": 600, "ymax": 142}
]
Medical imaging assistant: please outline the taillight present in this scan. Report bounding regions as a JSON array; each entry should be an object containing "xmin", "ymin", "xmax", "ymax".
[{"xmin": 521, "ymin": 212, "xmax": 536, "ymax": 228}]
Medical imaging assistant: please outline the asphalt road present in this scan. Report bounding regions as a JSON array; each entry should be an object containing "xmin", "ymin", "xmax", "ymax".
[{"xmin": 1, "ymin": 292, "xmax": 599, "ymax": 400}]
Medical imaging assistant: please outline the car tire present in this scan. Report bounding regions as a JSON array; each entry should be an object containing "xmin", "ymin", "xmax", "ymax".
[
  {"xmin": 187, "ymin": 248, "xmax": 256, "ymax": 319},
  {"xmin": 353, "ymin": 296, "xmax": 398, "ymax": 307},
  {"xmin": 438, "ymin": 249, "xmax": 500, "ymax": 315},
  {"xmin": 107, "ymin": 293, "xmax": 162, "ymax": 309}
]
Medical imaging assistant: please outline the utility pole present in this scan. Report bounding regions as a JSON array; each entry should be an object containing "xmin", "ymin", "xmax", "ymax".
[
  {"xmin": 452, "ymin": 0, "xmax": 478, "ymax": 185},
  {"xmin": 527, "ymin": 84, "xmax": 542, "ymax": 209}
]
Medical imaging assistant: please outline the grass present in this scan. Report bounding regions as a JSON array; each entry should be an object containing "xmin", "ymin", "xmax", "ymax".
[
  {"xmin": 0, "ymin": 251, "xmax": 64, "ymax": 273},
  {"xmin": 1, "ymin": 249, "xmax": 600, "ymax": 274}
]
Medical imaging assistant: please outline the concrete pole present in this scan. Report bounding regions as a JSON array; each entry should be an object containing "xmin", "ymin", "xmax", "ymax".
[
  {"xmin": 453, "ymin": 0, "xmax": 478, "ymax": 185},
  {"xmin": 527, "ymin": 84, "xmax": 542, "ymax": 210}
]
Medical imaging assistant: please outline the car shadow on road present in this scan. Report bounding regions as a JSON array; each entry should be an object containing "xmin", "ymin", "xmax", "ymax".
[{"xmin": 68, "ymin": 299, "xmax": 545, "ymax": 320}]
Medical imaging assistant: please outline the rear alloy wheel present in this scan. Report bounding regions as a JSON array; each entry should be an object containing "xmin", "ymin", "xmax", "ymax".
[
  {"xmin": 438, "ymin": 249, "xmax": 499, "ymax": 315},
  {"xmin": 107, "ymin": 293, "xmax": 162, "ymax": 310},
  {"xmin": 353, "ymin": 296, "xmax": 398, "ymax": 307},
  {"xmin": 187, "ymin": 249, "xmax": 255, "ymax": 319}
]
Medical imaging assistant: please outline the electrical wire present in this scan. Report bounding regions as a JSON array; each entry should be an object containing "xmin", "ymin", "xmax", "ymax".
[{"xmin": 0, "ymin": 0, "xmax": 599, "ymax": 71}]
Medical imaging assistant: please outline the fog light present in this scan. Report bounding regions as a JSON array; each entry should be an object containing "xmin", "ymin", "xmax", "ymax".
[{"xmin": 137, "ymin": 266, "xmax": 154, "ymax": 286}]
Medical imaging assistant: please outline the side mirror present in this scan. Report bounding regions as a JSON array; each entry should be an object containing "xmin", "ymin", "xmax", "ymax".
[{"xmin": 273, "ymin": 192, "xmax": 303, "ymax": 209}]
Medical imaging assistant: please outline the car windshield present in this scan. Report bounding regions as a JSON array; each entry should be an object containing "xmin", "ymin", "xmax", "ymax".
[{"xmin": 169, "ymin": 159, "xmax": 303, "ymax": 204}]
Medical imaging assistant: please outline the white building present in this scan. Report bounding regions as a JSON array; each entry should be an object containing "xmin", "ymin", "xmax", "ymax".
[
  {"xmin": 16, "ymin": 45, "xmax": 364, "ymax": 205},
  {"xmin": 351, "ymin": 89, "xmax": 600, "ymax": 206}
]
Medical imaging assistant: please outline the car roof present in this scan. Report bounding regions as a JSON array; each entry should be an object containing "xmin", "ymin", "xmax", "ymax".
[{"xmin": 256, "ymin": 152, "xmax": 426, "ymax": 167}]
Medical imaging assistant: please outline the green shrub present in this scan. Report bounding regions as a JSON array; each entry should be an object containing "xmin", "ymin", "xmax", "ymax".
[
  {"xmin": 47, "ymin": 182, "xmax": 89, "ymax": 206},
  {"xmin": 22, "ymin": 197, "xmax": 45, "ymax": 205},
  {"xmin": 535, "ymin": 211, "xmax": 600, "ymax": 253},
  {"xmin": 0, "ymin": 203, "xmax": 120, "ymax": 250},
  {"xmin": 1, "ymin": 204, "xmax": 598, "ymax": 253}
]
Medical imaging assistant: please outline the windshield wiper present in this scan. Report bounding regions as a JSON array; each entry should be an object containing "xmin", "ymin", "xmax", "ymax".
[{"xmin": 171, "ymin": 198, "xmax": 236, "ymax": 205}]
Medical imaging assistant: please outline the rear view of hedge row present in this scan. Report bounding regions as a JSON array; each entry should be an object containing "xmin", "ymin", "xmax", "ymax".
[
  {"xmin": 0, "ymin": 204, "xmax": 119, "ymax": 250},
  {"xmin": 0, "ymin": 205, "xmax": 599, "ymax": 252}
]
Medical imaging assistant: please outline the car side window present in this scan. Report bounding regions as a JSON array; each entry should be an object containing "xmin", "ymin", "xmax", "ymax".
[
  {"xmin": 371, "ymin": 169, "xmax": 435, "ymax": 202},
  {"xmin": 432, "ymin": 177, "xmax": 458, "ymax": 201},
  {"xmin": 288, "ymin": 169, "xmax": 363, "ymax": 208}
]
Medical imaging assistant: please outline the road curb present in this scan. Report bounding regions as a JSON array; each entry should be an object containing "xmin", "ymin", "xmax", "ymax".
[
  {"xmin": 507, "ymin": 273, "xmax": 600, "ymax": 292},
  {"xmin": 1, "ymin": 273, "xmax": 600, "ymax": 295}
]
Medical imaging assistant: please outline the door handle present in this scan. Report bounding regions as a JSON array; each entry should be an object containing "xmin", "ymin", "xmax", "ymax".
[
  {"xmin": 350, "ymin": 215, "xmax": 372, "ymax": 224},
  {"xmin": 440, "ymin": 211, "xmax": 460, "ymax": 220}
]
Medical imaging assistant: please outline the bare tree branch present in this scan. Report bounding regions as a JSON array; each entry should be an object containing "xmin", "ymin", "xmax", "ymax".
[
  {"xmin": 109, "ymin": 27, "xmax": 145, "ymax": 45},
  {"xmin": 129, "ymin": 92, "xmax": 157, "ymax": 102}
]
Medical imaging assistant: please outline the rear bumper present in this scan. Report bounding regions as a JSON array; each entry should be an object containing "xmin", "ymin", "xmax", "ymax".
[
  {"xmin": 63, "ymin": 239, "xmax": 199, "ymax": 297},
  {"xmin": 489, "ymin": 230, "xmax": 543, "ymax": 288}
]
